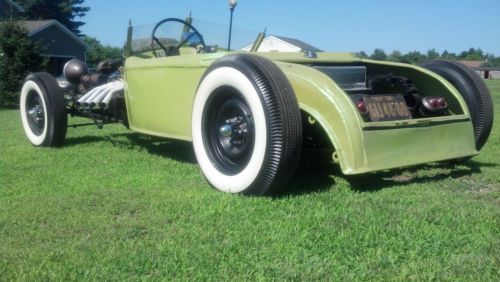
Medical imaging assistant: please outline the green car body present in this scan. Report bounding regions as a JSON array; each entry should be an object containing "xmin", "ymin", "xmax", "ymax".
[
  {"xmin": 124, "ymin": 51, "xmax": 477, "ymax": 175},
  {"xmin": 20, "ymin": 17, "xmax": 491, "ymax": 195}
]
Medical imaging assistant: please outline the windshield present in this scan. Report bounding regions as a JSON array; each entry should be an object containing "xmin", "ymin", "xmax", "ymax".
[{"xmin": 130, "ymin": 18, "xmax": 261, "ymax": 54}]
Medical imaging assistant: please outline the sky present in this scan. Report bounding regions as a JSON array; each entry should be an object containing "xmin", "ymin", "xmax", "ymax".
[{"xmin": 81, "ymin": 0, "xmax": 500, "ymax": 56}]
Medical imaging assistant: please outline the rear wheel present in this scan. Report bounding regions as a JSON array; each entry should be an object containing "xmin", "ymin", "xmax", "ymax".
[
  {"xmin": 20, "ymin": 72, "xmax": 67, "ymax": 147},
  {"xmin": 420, "ymin": 60, "xmax": 493, "ymax": 151},
  {"xmin": 192, "ymin": 54, "xmax": 302, "ymax": 195}
]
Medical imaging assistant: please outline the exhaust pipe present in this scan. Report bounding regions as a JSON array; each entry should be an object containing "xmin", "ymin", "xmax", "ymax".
[
  {"xmin": 76, "ymin": 81, "xmax": 123, "ymax": 108},
  {"xmin": 76, "ymin": 87, "xmax": 100, "ymax": 106},
  {"xmin": 82, "ymin": 87, "xmax": 108, "ymax": 108},
  {"xmin": 100, "ymin": 84, "xmax": 125, "ymax": 109},
  {"xmin": 91, "ymin": 84, "xmax": 123, "ymax": 108}
]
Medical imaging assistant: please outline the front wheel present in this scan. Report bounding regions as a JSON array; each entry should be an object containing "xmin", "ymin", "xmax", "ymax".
[
  {"xmin": 20, "ymin": 72, "xmax": 67, "ymax": 147},
  {"xmin": 192, "ymin": 54, "xmax": 302, "ymax": 196}
]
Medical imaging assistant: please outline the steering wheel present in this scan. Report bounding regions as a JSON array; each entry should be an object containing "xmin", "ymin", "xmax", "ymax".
[{"xmin": 151, "ymin": 18, "xmax": 206, "ymax": 57}]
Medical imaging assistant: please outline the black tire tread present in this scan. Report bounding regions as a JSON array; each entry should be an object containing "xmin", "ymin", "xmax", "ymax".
[
  {"xmin": 204, "ymin": 54, "xmax": 302, "ymax": 195},
  {"xmin": 25, "ymin": 72, "xmax": 67, "ymax": 147}
]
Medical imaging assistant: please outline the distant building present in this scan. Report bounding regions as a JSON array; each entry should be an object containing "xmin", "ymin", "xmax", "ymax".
[
  {"xmin": 458, "ymin": 61, "xmax": 500, "ymax": 80},
  {"xmin": 1, "ymin": 1, "xmax": 89, "ymax": 75},
  {"xmin": 242, "ymin": 35, "xmax": 322, "ymax": 53},
  {"xmin": 23, "ymin": 20, "xmax": 89, "ymax": 75},
  {"xmin": 475, "ymin": 67, "xmax": 500, "ymax": 80},
  {"xmin": 458, "ymin": 60, "xmax": 484, "ymax": 69}
]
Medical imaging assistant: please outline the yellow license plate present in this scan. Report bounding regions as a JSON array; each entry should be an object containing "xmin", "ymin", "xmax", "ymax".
[{"xmin": 364, "ymin": 94, "xmax": 412, "ymax": 121}]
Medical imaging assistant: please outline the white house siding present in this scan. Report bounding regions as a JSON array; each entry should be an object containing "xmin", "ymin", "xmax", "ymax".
[
  {"xmin": 475, "ymin": 70, "xmax": 500, "ymax": 80},
  {"xmin": 242, "ymin": 36, "xmax": 302, "ymax": 52}
]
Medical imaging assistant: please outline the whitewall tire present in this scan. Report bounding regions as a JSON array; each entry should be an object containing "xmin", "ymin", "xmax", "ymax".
[
  {"xmin": 192, "ymin": 54, "xmax": 302, "ymax": 196},
  {"xmin": 20, "ymin": 73, "xmax": 67, "ymax": 147}
]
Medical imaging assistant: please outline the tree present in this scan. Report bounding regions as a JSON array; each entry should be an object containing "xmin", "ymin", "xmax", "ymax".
[
  {"xmin": 482, "ymin": 54, "xmax": 500, "ymax": 67},
  {"xmin": 459, "ymin": 47, "xmax": 485, "ymax": 61},
  {"xmin": 441, "ymin": 50, "xmax": 457, "ymax": 60},
  {"xmin": 354, "ymin": 51, "xmax": 369, "ymax": 59},
  {"xmin": 401, "ymin": 51, "xmax": 426, "ymax": 64},
  {"xmin": 387, "ymin": 50, "xmax": 403, "ymax": 62},
  {"xmin": 83, "ymin": 36, "xmax": 123, "ymax": 67},
  {"xmin": 426, "ymin": 49, "xmax": 439, "ymax": 60},
  {"xmin": 370, "ymin": 48, "xmax": 387, "ymax": 61},
  {"xmin": 16, "ymin": 0, "xmax": 90, "ymax": 35},
  {"xmin": 0, "ymin": 21, "xmax": 46, "ymax": 107},
  {"xmin": 352, "ymin": 48, "xmax": 499, "ymax": 65}
]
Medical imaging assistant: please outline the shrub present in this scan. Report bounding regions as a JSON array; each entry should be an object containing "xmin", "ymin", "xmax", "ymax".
[{"xmin": 0, "ymin": 21, "xmax": 45, "ymax": 107}]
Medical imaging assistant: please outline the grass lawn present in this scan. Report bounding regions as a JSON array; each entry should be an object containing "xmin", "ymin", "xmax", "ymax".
[{"xmin": 0, "ymin": 81, "xmax": 499, "ymax": 280}]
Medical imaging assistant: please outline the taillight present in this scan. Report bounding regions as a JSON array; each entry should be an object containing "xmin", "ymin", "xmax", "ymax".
[
  {"xmin": 357, "ymin": 99, "xmax": 368, "ymax": 113},
  {"xmin": 422, "ymin": 96, "xmax": 448, "ymax": 111},
  {"xmin": 419, "ymin": 96, "xmax": 448, "ymax": 116}
]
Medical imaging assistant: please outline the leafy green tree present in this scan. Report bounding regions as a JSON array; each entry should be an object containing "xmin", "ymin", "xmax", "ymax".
[
  {"xmin": 459, "ymin": 47, "xmax": 485, "ymax": 61},
  {"xmin": 0, "ymin": 21, "xmax": 45, "ymax": 107},
  {"xmin": 83, "ymin": 36, "xmax": 123, "ymax": 67},
  {"xmin": 387, "ymin": 50, "xmax": 403, "ymax": 62},
  {"xmin": 352, "ymin": 48, "xmax": 499, "ymax": 65},
  {"xmin": 16, "ymin": 0, "xmax": 90, "ymax": 35},
  {"xmin": 370, "ymin": 48, "xmax": 387, "ymax": 61},
  {"xmin": 482, "ymin": 54, "xmax": 500, "ymax": 67},
  {"xmin": 354, "ymin": 51, "xmax": 368, "ymax": 59},
  {"xmin": 441, "ymin": 50, "xmax": 457, "ymax": 60},
  {"xmin": 426, "ymin": 49, "xmax": 439, "ymax": 60},
  {"xmin": 401, "ymin": 51, "xmax": 426, "ymax": 64}
]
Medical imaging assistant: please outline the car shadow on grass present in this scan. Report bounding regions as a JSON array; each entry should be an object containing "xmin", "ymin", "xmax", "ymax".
[
  {"xmin": 344, "ymin": 159, "xmax": 497, "ymax": 193},
  {"xmin": 122, "ymin": 134, "xmax": 197, "ymax": 164},
  {"xmin": 64, "ymin": 133, "xmax": 496, "ymax": 196},
  {"xmin": 279, "ymin": 153, "xmax": 497, "ymax": 196},
  {"xmin": 64, "ymin": 132, "xmax": 197, "ymax": 164},
  {"xmin": 276, "ymin": 153, "xmax": 341, "ymax": 197}
]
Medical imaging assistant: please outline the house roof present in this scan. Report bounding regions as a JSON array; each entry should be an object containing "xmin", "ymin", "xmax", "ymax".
[
  {"xmin": 271, "ymin": 35, "xmax": 323, "ymax": 52},
  {"xmin": 474, "ymin": 67, "xmax": 500, "ymax": 71},
  {"xmin": 458, "ymin": 60, "xmax": 484, "ymax": 68},
  {"xmin": 23, "ymin": 20, "xmax": 89, "ymax": 50}
]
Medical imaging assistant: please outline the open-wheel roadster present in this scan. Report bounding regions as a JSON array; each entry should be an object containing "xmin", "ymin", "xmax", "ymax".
[{"xmin": 20, "ymin": 17, "xmax": 494, "ymax": 195}]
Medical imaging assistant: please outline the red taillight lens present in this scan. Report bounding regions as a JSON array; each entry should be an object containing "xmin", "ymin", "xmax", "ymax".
[
  {"xmin": 429, "ymin": 98, "xmax": 439, "ymax": 108},
  {"xmin": 357, "ymin": 99, "xmax": 367, "ymax": 113},
  {"xmin": 437, "ymin": 97, "xmax": 447, "ymax": 107},
  {"xmin": 421, "ymin": 96, "xmax": 448, "ymax": 112}
]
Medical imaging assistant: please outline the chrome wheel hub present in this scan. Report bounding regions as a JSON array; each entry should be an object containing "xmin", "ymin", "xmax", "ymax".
[
  {"xmin": 219, "ymin": 124, "xmax": 233, "ymax": 137},
  {"xmin": 28, "ymin": 105, "xmax": 44, "ymax": 123}
]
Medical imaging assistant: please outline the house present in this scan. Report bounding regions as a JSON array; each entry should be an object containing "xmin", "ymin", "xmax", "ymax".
[
  {"xmin": 0, "ymin": 0, "xmax": 24, "ymax": 19},
  {"xmin": 242, "ymin": 35, "xmax": 322, "ymax": 53},
  {"xmin": 475, "ymin": 67, "xmax": 500, "ymax": 80},
  {"xmin": 1, "ymin": 0, "xmax": 89, "ymax": 75},
  {"xmin": 458, "ymin": 60, "xmax": 500, "ymax": 80},
  {"xmin": 23, "ymin": 20, "xmax": 89, "ymax": 75}
]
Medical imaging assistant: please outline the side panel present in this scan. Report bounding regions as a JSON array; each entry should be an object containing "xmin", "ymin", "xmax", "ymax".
[{"xmin": 124, "ymin": 54, "xmax": 224, "ymax": 140}]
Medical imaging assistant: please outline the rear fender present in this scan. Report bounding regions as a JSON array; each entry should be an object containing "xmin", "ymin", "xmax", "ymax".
[
  {"xmin": 275, "ymin": 62, "xmax": 364, "ymax": 172},
  {"xmin": 275, "ymin": 60, "xmax": 475, "ymax": 174}
]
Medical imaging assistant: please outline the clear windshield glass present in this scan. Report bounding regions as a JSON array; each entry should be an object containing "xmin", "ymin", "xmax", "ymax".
[{"xmin": 130, "ymin": 17, "xmax": 261, "ymax": 54}]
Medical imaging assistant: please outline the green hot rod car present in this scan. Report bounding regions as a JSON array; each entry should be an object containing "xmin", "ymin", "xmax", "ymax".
[{"xmin": 20, "ymin": 18, "xmax": 493, "ymax": 195}]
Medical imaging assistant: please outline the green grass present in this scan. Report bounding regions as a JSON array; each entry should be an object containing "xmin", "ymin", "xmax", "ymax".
[{"xmin": 1, "ymin": 81, "xmax": 499, "ymax": 281}]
